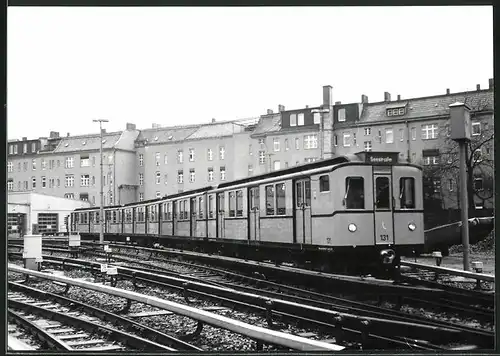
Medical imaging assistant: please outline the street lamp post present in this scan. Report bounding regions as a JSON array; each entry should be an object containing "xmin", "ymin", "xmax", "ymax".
[{"xmin": 93, "ymin": 119, "xmax": 109, "ymax": 245}]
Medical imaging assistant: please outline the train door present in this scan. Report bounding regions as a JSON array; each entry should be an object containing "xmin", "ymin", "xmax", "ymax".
[
  {"xmin": 190, "ymin": 198, "xmax": 197, "ymax": 237},
  {"xmin": 294, "ymin": 179, "xmax": 312, "ymax": 244},
  {"xmin": 172, "ymin": 201, "xmax": 177, "ymax": 235},
  {"xmin": 373, "ymin": 174, "xmax": 395, "ymax": 245},
  {"xmin": 216, "ymin": 192, "xmax": 225, "ymax": 239},
  {"xmin": 248, "ymin": 186, "xmax": 260, "ymax": 241}
]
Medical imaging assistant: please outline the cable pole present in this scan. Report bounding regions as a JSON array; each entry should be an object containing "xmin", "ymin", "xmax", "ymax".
[{"xmin": 93, "ymin": 119, "xmax": 109, "ymax": 245}]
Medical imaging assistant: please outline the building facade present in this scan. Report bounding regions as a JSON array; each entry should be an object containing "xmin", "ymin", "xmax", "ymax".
[{"xmin": 8, "ymin": 80, "xmax": 494, "ymax": 217}]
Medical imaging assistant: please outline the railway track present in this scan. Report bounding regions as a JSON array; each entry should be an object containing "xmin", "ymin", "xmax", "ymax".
[
  {"xmin": 8, "ymin": 290, "xmax": 175, "ymax": 351},
  {"xmin": 9, "ymin": 250, "xmax": 493, "ymax": 351}
]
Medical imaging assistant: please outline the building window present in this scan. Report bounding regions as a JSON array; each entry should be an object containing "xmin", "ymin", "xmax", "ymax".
[
  {"xmin": 7, "ymin": 161, "xmax": 12, "ymax": 172},
  {"xmin": 32, "ymin": 159, "xmax": 36, "ymax": 170},
  {"xmin": 364, "ymin": 128, "xmax": 371, "ymax": 136},
  {"xmin": 139, "ymin": 193, "xmax": 144, "ymax": 201},
  {"xmin": 220, "ymin": 166, "xmax": 226, "ymax": 181},
  {"xmin": 207, "ymin": 148, "xmax": 213, "ymax": 161},
  {"xmin": 249, "ymin": 144, "xmax": 252, "ymax": 155},
  {"xmin": 411, "ymin": 127, "xmax": 416, "ymax": 140},
  {"xmin": 364, "ymin": 141, "xmax": 372, "ymax": 152},
  {"xmin": 65, "ymin": 157, "xmax": 74, "ymax": 168},
  {"xmin": 208, "ymin": 168, "xmax": 214, "ymax": 181},
  {"xmin": 273, "ymin": 160, "xmax": 280, "ymax": 171},
  {"xmin": 139, "ymin": 154, "xmax": 144, "ymax": 166},
  {"xmin": 474, "ymin": 178, "xmax": 483, "ymax": 191},
  {"xmin": 313, "ymin": 112, "xmax": 321, "ymax": 124},
  {"xmin": 421, "ymin": 124, "xmax": 438, "ymax": 140},
  {"xmin": 24, "ymin": 181, "xmax": 28, "ymax": 190},
  {"xmin": 64, "ymin": 193, "xmax": 74, "ymax": 199},
  {"xmin": 177, "ymin": 150, "xmax": 183, "ymax": 163},
  {"xmin": 57, "ymin": 178, "xmax": 60, "ymax": 187},
  {"xmin": 472, "ymin": 122, "xmax": 481, "ymax": 136},
  {"xmin": 80, "ymin": 193, "xmax": 89, "ymax": 202},
  {"xmin": 334, "ymin": 135, "xmax": 338, "ymax": 146},
  {"xmin": 80, "ymin": 155, "xmax": 90, "ymax": 167},
  {"xmin": 353, "ymin": 133, "xmax": 357, "ymax": 146},
  {"xmin": 17, "ymin": 162, "xmax": 21, "ymax": 172},
  {"xmin": 304, "ymin": 134, "xmax": 318, "ymax": 149},
  {"xmin": 189, "ymin": 169, "xmax": 195, "ymax": 183},
  {"xmin": 297, "ymin": 113, "xmax": 304, "ymax": 126},
  {"xmin": 284, "ymin": 139, "xmax": 289, "ymax": 151},
  {"xmin": 9, "ymin": 145, "xmax": 13, "ymax": 154},
  {"xmin": 385, "ymin": 128, "xmax": 394, "ymax": 143},
  {"xmin": 155, "ymin": 171, "xmax": 161, "ymax": 184},
  {"xmin": 319, "ymin": 175, "xmax": 330, "ymax": 192},
  {"xmin": 31, "ymin": 142, "xmax": 36, "ymax": 152},
  {"xmin": 41, "ymin": 159, "xmax": 47, "ymax": 170},
  {"xmin": 156, "ymin": 191, "xmax": 161, "ymax": 198},
  {"xmin": 81, "ymin": 174, "xmax": 90, "ymax": 187},
  {"xmin": 17, "ymin": 181, "xmax": 21, "ymax": 190},
  {"xmin": 399, "ymin": 128, "xmax": 404, "ymax": 141},
  {"xmin": 219, "ymin": 146, "xmax": 225, "ymax": 160},
  {"xmin": 338, "ymin": 108, "xmax": 346, "ymax": 122},
  {"xmin": 248, "ymin": 164, "xmax": 253, "ymax": 176},
  {"xmin": 290, "ymin": 114, "xmax": 297, "ymax": 126},
  {"xmin": 258, "ymin": 138, "xmax": 265, "ymax": 147},
  {"xmin": 295, "ymin": 138, "xmax": 300, "ymax": 150},
  {"xmin": 23, "ymin": 162, "xmax": 27, "ymax": 171},
  {"xmin": 13, "ymin": 145, "xmax": 18, "ymax": 154},
  {"xmin": 139, "ymin": 173, "xmax": 144, "ymax": 186},
  {"xmin": 423, "ymin": 156, "xmax": 439, "ymax": 165},
  {"xmin": 30, "ymin": 177, "xmax": 36, "ymax": 188},
  {"xmin": 259, "ymin": 151, "xmax": 265, "ymax": 165},
  {"xmin": 8, "ymin": 180, "xmax": 14, "ymax": 191},
  {"xmin": 65, "ymin": 175, "xmax": 74, "ymax": 187},
  {"xmin": 178, "ymin": 170, "xmax": 184, "ymax": 184},
  {"xmin": 189, "ymin": 148, "xmax": 195, "ymax": 162},
  {"xmin": 473, "ymin": 149, "xmax": 482, "ymax": 163},
  {"xmin": 273, "ymin": 138, "xmax": 280, "ymax": 152},
  {"xmin": 23, "ymin": 143, "xmax": 27, "ymax": 153},
  {"xmin": 155, "ymin": 152, "xmax": 161, "ymax": 166},
  {"xmin": 387, "ymin": 108, "xmax": 405, "ymax": 116},
  {"xmin": 343, "ymin": 133, "xmax": 351, "ymax": 147}
]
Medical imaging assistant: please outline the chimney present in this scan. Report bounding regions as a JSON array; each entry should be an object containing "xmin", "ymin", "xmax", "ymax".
[
  {"xmin": 49, "ymin": 131, "xmax": 60, "ymax": 138},
  {"xmin": 335, "ymin": 101, "xmax": 341, "ymax": 105},
  {"xmin": 384, "ymin": 92, "xmax": 391, "ymax": 102},
  {"xmin": 488, "ymin": 78, "xmax": 494, "ymax": 89},
  {"xmin": 322, "ymin": 85, "xmax": 333, "ymax": 108},
  {"xmin": 211, "ymin": 118, "xmax": 216, "ymax": 123},
  {"xmin": 397, "ymin": 95, "xmax": 401, "ymax": 101},
  {"xmin": 266, "ymin": 109, "xmax": 273, "ymax": 115},
  {"xmin": 126, "ymin": 123, "xmax": 136, "ymax": 130},
  {"xmin": 22, "ymin": 137, "xmax": 27, "ymax": 141},
  {"xmin": 101, "ymin": 129, "xmax": 106, "ymax": 134},
  {"xmin": 446, "ymin": 88, "xmax": 450, "ymax": 95},
  {"xmin": 305, "ymin": 105, "xmax": 309, "ymax": 109},
  {"xmin": 361, "ymin": 94, "xmax": 369, "ymax": 104},
  {"xmin": 67, "ymin": 132, "xmax": 70, "ymax": 137},
  {"xmin": 278, "ymin": 104, "xmax": 285, "ymax": 112},
  {"xmin": 476, "ymin": 84, "xmax": 481, "ymax": 91}
]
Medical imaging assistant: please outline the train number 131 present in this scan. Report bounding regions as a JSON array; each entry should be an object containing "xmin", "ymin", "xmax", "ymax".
[{"xmin": 380, "ymin": 234, "xmax": 389, "ymax": 241}]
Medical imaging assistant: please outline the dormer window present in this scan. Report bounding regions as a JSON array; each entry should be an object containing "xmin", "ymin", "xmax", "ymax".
[{"xmin": 386, "ymin": 102, "xmax": 407, "ymax": 117}]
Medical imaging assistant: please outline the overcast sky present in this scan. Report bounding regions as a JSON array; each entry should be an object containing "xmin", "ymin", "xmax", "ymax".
[{"xmin": 8, "ymin": 6, "xmax": 493, "ymax": 140}]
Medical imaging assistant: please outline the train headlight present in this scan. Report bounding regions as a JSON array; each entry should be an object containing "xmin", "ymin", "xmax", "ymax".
[
  {"xmin": 348, "ymin": 223, "xmax": 357, "ymax": 232},
  {"xmin": 408, "ymin": 222, "xmax": 416, "ymax": 231}
]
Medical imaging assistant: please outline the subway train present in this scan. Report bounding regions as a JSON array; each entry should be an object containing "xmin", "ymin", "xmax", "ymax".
[{"xmin": 72, "ymin": 151, "xmax": 424, "ymax": 275}]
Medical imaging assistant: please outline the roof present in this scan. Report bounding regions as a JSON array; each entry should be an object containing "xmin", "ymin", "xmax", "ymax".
[
  {"xmin": 137, "ymin": 125, "xmax": 200, "ymax": 144},
  {"xmin": 360, "ymin": 89, "xmax": 493, "ymax": 124},
  {"xmin": 52, "ymin": 132, "xmax": 123, "ymax": 153},
  {"xmin": 251, "ymin": 114, "xmax": 282, "ymax": 136},
  {"xmin": 187, "ymin": 122, "xmax": 242, "ymax": 140}
]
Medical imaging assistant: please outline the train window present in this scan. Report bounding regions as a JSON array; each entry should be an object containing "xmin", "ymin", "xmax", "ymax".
[
  {"xmin": 375, "ymin": 177, "xmax": 390, "ymax": 210},
  {"xmin": 305, "ymin": 181, "xmax": 311, "ymax": 207},
  {"xmin": 191, "ymin": 199, "xmax": 197, "ymax": 218},
  {"xmin": 319, "ymin": 175, "xmax": 330, "ymax": 192},
  {"xmin": 236, "ymin": 190, "xmax": 243, "ymax": 217},
  {"xmin": 400, "ymin": 177, "xmax": 415, "ymax": 209},
  {"xmin": 112, "ymin": 211, "xmax": 117, "ymax": 223},
  {"xmin": 276, "ymin": 183, "xmax": 286, "ymax": 215},
  {"xmin": 250, "ymin": 187, "xmax": 259, "ymax": 210},
  {"xmin": 209, "ymin": 195, "xmax": 214, "ymax": 218},
  {"xmin": 345, "ymin": 177, "xmax": 365, "ymax": 209},
  {"xmin": 89, "ymin": 212, "xmax": 93, "ymax": 222},
  {"xmin": 218, "ymin": 193, "xmax": 225, "ymax": 214},
  {"xmin": 199, "ymin": 197, "xmax": 204, "ymax": 219},
  {"xmin": 229, "ymin": 192, "xmax": 236, "ymax": 217},
  {"xmin": 167, "ymin": 203, "xmax": 172, "ymax": 220},
  {"xmin": 183, "ymin": 200, "xmax": 187, "ymax": 220},
  {"xmin": 150, "ymin": 205, "xmax": 156, "ymax": 222},
  {"xmin": 266, "ymin": 185, "xmax": 275, "ymax": 215},
  {"xmin": 95, "ymin": 212, "xmax": 100, "ymax": 223},
  {"xmin": 296, "ymin": 182, "xmax": 303, "ymax": 207},
  {"xmin": 126, "ymin": 209, "xmax": 132, "ymax": 223}
]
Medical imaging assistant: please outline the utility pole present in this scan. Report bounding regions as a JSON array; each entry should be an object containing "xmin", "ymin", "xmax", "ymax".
[
  {"xmin": 449, "ymin": 102, "xmax": 471, "ymax": 271},
  {"xmin": 93, "ymin": 119, "xmax": 109, "ymax": 245}
]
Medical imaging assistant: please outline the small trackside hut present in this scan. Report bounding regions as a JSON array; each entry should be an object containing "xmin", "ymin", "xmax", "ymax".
[{"xmin": 72, "ymin": 152, "xmax": 424, "ymax": 276}]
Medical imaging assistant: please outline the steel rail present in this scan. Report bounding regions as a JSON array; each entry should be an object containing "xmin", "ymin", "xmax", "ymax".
[
  {"xmin": 8, "ymin": 264, "xmax": 344, "ymax": 352},
  {"xmin": 8, "ymin": 281, "xmax": 202, "ymax": 351},
  {"xmin": 401, "ymin": 261, "xmax": 495, "ymax": 282}
]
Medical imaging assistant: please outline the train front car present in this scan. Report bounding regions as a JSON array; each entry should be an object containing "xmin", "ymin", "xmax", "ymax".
[{"xmin": 338, "ymin": 151, "xmax": 424, "ymax": 276}]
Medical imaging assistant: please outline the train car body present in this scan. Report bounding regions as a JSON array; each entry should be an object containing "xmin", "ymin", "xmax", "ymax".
[{"xmin": 72, "ymin": 152, "xmax": 424, "ymax": 274}]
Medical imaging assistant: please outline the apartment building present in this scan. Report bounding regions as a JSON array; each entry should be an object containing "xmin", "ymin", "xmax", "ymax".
[{"xmin": 7, "ymin": 123, "xmax": 140, "ymax": 206}]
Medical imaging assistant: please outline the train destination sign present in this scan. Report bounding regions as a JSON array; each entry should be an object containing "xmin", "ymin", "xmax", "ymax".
[{"xmin": 356, "ymin": 152, "xmax": 399, "ymax": 165}]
